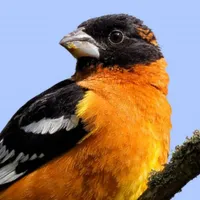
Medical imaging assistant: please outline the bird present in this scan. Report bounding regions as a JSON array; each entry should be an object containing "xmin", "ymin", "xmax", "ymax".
[{"xmin": 0, "ymin": 14, "xmax": 171, "ymax": 200}]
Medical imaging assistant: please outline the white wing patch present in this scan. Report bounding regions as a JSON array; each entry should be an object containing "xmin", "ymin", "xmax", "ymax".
[
  {"xmin": 1, "ymin": 150, "xmax": 15, "ymax": 164},
  {"xmin": 21, "ymin": 115, "xmax": 79, "ymax": 134},
  {"xmin": 30, "ymin": 153, "xmax": 37, "ymax": 160},
  {"xmin": 0, "ymin": 152, "xmax": 27, "ymax": 184},
  {"xmin": 0, "ymin": 140, "xmax": 15, "ymax": 163},
  {"xmin": 0, "ymin": 139, "xmax": 45, "ymax": 185}
]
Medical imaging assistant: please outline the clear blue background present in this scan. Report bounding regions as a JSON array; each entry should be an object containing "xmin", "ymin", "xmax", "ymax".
[{"xmin": 0, "ymin": 1, "xmax": 199, "ymax": 199}]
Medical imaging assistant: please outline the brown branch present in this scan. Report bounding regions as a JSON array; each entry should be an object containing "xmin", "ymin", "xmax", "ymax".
[{"xmin": 138, "ymin": 130, "xmax": 200, "ymax": 200}]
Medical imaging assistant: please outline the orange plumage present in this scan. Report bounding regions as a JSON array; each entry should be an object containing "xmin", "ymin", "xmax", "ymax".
[{"xmin": 0, "ymin": 14, "xmax": 171, "ymax": 200}]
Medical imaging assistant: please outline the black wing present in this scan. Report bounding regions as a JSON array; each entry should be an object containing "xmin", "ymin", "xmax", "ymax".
[{"xmin": 0, "ymin": 79, "xmax": 88, "ymax": 189}]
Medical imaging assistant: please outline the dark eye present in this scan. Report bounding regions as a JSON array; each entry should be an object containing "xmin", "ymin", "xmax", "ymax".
[{"xmin": 109, "ymin": 30, "xmax": 124, "ymax": 44}]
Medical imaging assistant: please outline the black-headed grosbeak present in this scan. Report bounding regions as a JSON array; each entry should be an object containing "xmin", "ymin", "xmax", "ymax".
[{"xmin": 0, "ymin": 14, "xmax": 171, "ymax": 200}]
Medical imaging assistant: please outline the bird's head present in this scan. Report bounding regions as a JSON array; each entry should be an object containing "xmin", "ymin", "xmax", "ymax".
[{"xmin": 60, "ymin": 14, "xmax": 167, "ymax": 86}]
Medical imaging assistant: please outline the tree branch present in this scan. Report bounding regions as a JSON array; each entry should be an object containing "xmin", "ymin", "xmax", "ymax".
[{"xmin": 138, "ymin": 130, "xmax": 200, "ymax": 200}]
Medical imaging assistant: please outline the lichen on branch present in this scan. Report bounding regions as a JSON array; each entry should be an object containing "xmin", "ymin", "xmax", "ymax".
[{"xmin": 139, "ymin": 130, "xmax": 200, "ymax": 200}]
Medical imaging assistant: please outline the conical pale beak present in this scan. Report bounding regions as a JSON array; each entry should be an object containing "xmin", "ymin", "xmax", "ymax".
[{"xmin": 60, "ymin": 28, "xmax": 100, "ymax": 59}]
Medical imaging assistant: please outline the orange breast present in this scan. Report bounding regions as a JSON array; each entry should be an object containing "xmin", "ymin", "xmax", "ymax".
[{"xmin": 0, "ymin": 59, "xmax": 171, "ymax": 200}]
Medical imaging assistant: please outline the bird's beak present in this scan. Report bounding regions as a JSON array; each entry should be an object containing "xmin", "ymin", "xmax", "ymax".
[{"xmin": 60, "ymin": 28, "xmax": 100, "ymax": 59}]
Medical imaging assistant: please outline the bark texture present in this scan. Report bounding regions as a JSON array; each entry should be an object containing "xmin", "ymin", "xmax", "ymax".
[{"xmin": 139, "ymin": 130, "xmax": 200, "ymax": 200}]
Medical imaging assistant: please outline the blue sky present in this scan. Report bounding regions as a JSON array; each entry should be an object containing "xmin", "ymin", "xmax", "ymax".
[{"xmin": 0, "ymin": 1, "xmax": 199, "ymax": 199}]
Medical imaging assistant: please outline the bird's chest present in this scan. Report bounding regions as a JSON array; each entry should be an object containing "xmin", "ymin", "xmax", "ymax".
[
  {"xmin": 0, "ymin": 83, "xmax": 171, "ymax": 200},
  {"xmin": 75, "ymin": 83, "xmax": 171, "ymax": 199}
]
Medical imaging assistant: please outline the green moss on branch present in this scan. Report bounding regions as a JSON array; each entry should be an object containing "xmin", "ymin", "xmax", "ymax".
[{"xmin": 139, "ymin": 130, "xmax": 200, "ymax": 200}]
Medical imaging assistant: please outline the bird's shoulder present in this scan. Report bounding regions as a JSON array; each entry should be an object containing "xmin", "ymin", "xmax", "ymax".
[{"xmin": 0, "ymin": 79, "xmax": 88, "ymax": 189}]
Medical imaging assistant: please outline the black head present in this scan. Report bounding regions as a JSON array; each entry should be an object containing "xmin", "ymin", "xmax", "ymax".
[{"xmin": 60, "ymin": 14, "xmax": 163, "ymax": 70}]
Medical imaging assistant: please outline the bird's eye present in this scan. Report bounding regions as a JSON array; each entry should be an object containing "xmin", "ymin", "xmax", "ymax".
[{"xmin": 108, "ymin": 30, "xmax": 124, "ymax": 44}]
